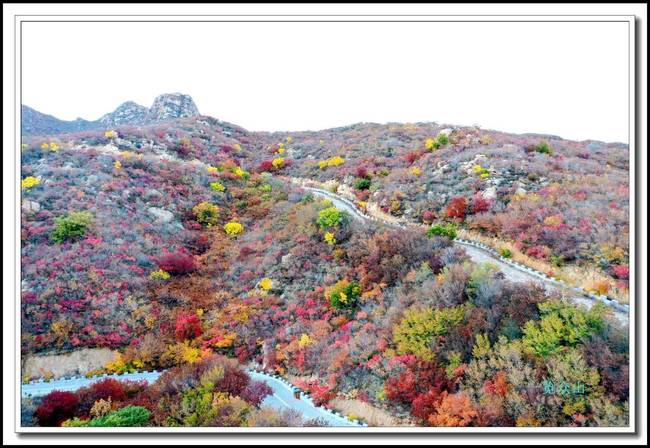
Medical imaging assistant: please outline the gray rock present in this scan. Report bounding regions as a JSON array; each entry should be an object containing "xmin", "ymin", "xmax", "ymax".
[
  {"xmin": 21, "ymin": 200, "xmax": 40, "ymax": 213},
  {"xmin": 147, "ymin": 207, "xmax": 174, "ymax": 223},
  {"xmin": 281, "ymin": 253, "xmax": 293, "ymax": 265},
  {"xmin": 482, "ymin": 186, "xmax": 497, "ymax": 200}
]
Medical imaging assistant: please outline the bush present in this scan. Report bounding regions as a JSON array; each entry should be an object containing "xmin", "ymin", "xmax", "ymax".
[
  {"xmin": 209, "ymin": 182, "xmax": 225, "ymax": 192},
  {"xmin": 427, "ymin": 223, "xmax": 457, "ymax": 239},
  {"xmin": 175, "ymin": 313, "xmax": 203, "ymax": 341},
  {"xmin": 192, "ymin": 201, "xmax": 220, "ymax": 227},
  {"xmin": 421, "ymin": 210, "xmax": 436, "ymax": 224},
  {"xmin": 50, "ymin": 211, "xmax": 93, "ymax": 243},
  {"xmin": 224, "ymin": 221, "xmax": 244, "ymax": 237},
  {"xmin": 155, "ymin": 250, "xmax": 196, "ymax": 275},
  {"xmin": 21, "ymin": 176, "xmax": 41, "ymax": 190},
  {"xmin": 445, "ymin": 197, "xmax": 467, "ymax": 221},
  {"xmin": 354, "ymin": 178, "xmax": 371, "ymax": 190},
  {"xmin": 64, "ymin": 405, "xmax": 150, "ymax": 427},
  {"xmin": 436, "ymin": 133, "xmax": 449, "ymax": 146},
  {"xmin": 35, "ymin": 391, "xmax": 79, "ymax": 426},
  {"xmin": 499, "ymin": 248, "xmax": 512, "ymax": 258},
  {"xmin": 316, "ymin": 207, "xmax": 345, "ymax": 229},
  {"xmin": 328, "ymin": 279, "xmax": 361, "ymax": 310},
  {"xmin": 536, "ymin": 141, "xmax": 553, "ymax": 155}
]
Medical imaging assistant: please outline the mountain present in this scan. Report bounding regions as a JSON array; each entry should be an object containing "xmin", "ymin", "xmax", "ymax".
[
  {"xmin": 98, "ymin": 101, "xmax": 149, "ymax": 127},
  {"xmin": 22, "ymin": 93, "xmax": 200, "ymax": 136},
  {"xmin": 21, "ymin": 105, "xmax": 98, "ymax": 136}
]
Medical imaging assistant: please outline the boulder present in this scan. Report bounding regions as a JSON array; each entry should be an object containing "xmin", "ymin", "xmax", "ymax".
[
  {"xmin": 21, "ymin": 200, "xmax": 40, "ymax": 213},
  {"xmin": 147, "ymin": 207, "xmax": 174, "ymax": 224}
]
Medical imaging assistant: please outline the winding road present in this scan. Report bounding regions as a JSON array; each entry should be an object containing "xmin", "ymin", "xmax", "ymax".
[
  {"xmin": 21, "ymin": 369, "xmax": 364, "ymax": 427},
  {"xmin": 303, "ymin": 185, "xmax": 629, "ymax": 324}
]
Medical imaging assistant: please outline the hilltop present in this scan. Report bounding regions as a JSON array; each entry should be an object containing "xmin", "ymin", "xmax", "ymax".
[{"xmin": 19, "ymin": 94, "xmax": 630, "ymax": 427}]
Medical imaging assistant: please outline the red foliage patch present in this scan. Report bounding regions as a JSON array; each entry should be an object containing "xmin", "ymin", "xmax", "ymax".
[
  {"xmin": 445, "ymin": 196, "xmax": 468, "ymax": 221},
  {"xmin": 35, "ymin": 391, "xmax": 79, "ymax": 426},
  {"xmin": 174, "ymin": 313, "xmax": 203, "ymax": 341},
  {"xmin": 214, "ymin": 367, "xmax": 250, "ymax": 397},
  {"xmin": 155, "ymin": 250, "xmax": 196, "ymax": 275}
]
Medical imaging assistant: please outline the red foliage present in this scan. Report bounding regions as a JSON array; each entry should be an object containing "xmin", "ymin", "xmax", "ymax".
[
  {"xmin": 612, "ymin": 265, "xmax": 629, "ymax": 280},
  {"xmin": 405, "ymin": 151, "xmax": 422, "ymax": 165},
  {"xmin": 35, "ymin": 391, "xmax": 79, "ymax": 426},
  {"xmin": 385, "ymin": 359, "xmax": 454, "ymax": 407},
  {"xmin": 445, "ymin": 197, "xmax": 468, "ymax": 221},
  {"xmin": 240, "ymin": 380, "xmax": 273, "ymax": 407},
  {"xmin": 421, "ymin": 210, "xmax": 436, "ymax": 224},
  {"xmin": 411, "ymin": 389, "xmax": 445, "ymax": 421},
  {"xmin": 355, "ymin": 166, "xmax": 369, "ymax": 179},
  {"xmin": 470, "ymin": 194, "xmax": 492, "ymax": 214},
  {"xmin": 257, "ymin": 160, "xmax": 274, "ymax": 172},
  {"xmin": 525, "ymin": 245, "xmax": 551, "ymax": 260},
  {"xmin": 174, "ymin": 313, "xmax": 203, "ymax": 341},
  {"xmin": 483, "ymin": 371, "xmax": 509, "ymax": 397},
  {"xmin": 214, "ymin": 367, "xmax": 250, "ymax": 397},
  {"xmin": 427, "ymin": 254, "xmax": 444, "ymax": 274},
  {"xmin": 295, "ymin": 379, "xmax": 337, "ymax": 406},
  {"xmin": 155, "ymin": 250, "xmax": 196, "ymax": 275}
]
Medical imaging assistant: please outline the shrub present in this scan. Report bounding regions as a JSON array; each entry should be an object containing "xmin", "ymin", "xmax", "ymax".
[
  {"xmin": 318, "ymin": 156, "xmax": 345, "ymax": 169},
  {"xmin": 35, "ymin": 391, "xmax": 79, "ymax": 426},
  {"xmin": 149, "ymin": 269, "xmax": 171, "ymax": 281},
  {"xmin": 233, "ymin": 167, "xmax": 250, "ymax": 179},
  {"xmin": 214, "ymin": 367, "xmax": 250, "ymax": 397},
  {"xmin": 436, "ymin": 133, "xmax": 449, "ymax": 146},
  {"xmin": 327, "ymin": 279, "xmax": 361, "ymax": 310},
  {"xmin": 192, "ymin": 201, "xmax": 220, "ymax": 227},
  {"xmin": 612, "ymin": 265, "xmax": 629, "ymax": 280},
  {"xmin": 175, "ymin": 313, "xmax": 203, "ymax": 341},
  {"xmin": 155, "ymin": 251, "xmax": 196, "ymax": 275},
  {"xmin": 499, "ymin": 248, "xmax": 512, "ymax": 258},
  {"xmin": 324, "ymin": 232, "xmax": 336, "ymax": 245},
  {"xmin": 536, "ymin": 140, "xmax": 553, "ymax": 155},
  {"xmin": 240, "ymin": 380, "xmax": 273, "ymax": 407},
  {"xmin": 50, "ymin": 211, "xmax": 93, "ymax": 243},
  {"xmin": 421, "ymin": 210, "xmax": 436, "ymax": 224},
  {"xmin": 425, "ymin": 138, "xmax": 439, "ymax": 151},
  {"xmin": 411, "ymin": 167, "xmax": 422, "ymax": 176},
  {"xmin": 104, "ymin": 130, "xmax": 118, "ymax": 139},
  {"xmin": 224, "ymin": 221, "xmax": 244, "ymax": 237},
  {"xmin": 64, "ymin": 405, "xmax": 150, "ymax": 427},
  {"xmin": 272, "ymin": 157, "xmax": 285, "ymax": 168},
  {"xmin": 209, "ymin": 182, "xmax": 225, "ymax": 192},
  {"xmin": 354, "ymin": 166, "xmax": 369, "ymax": 178},
  {"xmin": 427, "ymin": 223, "xmax": 457, "ymax": 239},
  {"xmin": 257, "ymin": 160, "xmax": 274, "ymax": 172},
  {"xmin": 317, "ymin": 207, "xmax": 345, "ymax": 229},
  {"xmin": 21, "ymin": 176, "xmax": 40, "ymax": 190},
  {"xmin": 258, "ymin": 277, "xmax": 273, "ymax": 291},
  {"xmin": 354, "ymin": 178, "xmax": 371, "ymax": 190},
  {"xmin": 445, "ymin": 197, "xmax": 467, "ymax": 220}
]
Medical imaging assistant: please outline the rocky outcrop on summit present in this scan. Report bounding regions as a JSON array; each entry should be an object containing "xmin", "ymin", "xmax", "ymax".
[
  {"xmin": 22, "ymin": 93, "xmax": 200, "ymax": 136},
  {"xmin": 98, "ymin": 101, "xmax": 149, "ymax": 127},
  {"xmin": 148, "ymin": 93, "xmax": 199, "ymax": 121}
]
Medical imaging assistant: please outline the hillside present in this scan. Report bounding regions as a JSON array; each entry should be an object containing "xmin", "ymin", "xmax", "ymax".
[{"xmin": 20, "ymin": 94, "xmax": 629, "ymax": 427}]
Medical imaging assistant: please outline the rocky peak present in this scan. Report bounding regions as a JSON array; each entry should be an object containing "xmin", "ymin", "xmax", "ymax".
[
  {"xmin": 99, "ymin": 101, "xmax": 148, "ymax": 127},
  {"xmin": 148, "ymin": 93, "xmax": 199, "ymax": 121}
]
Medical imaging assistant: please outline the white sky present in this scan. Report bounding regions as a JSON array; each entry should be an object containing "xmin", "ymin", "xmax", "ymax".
[{"xmin": 22, "ymin": 21, "xmax": 629, "ymax": 142}]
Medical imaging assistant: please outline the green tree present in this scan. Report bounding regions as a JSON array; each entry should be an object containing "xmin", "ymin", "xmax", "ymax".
[
  {"xmin": 522, "ymin": 301, "xmax": 607, "ymax": 357},
  {"xmin": 393, "ymin": 305, "xmax": 466, "ymax": 361}
]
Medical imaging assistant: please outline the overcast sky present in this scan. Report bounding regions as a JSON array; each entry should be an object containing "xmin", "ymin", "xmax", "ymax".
[{"xmin": 21, "ymin": 21, "xmax": 629, "ymax": 142}]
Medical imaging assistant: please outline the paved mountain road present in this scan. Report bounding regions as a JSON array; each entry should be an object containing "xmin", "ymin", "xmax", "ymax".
[
  {"xmin": 21, "ymin": 369, "xmax": 363, "ymax": 427},
  {"xmin": 305, "ymin": 186, "xmax": 628, "ymax": 324}
]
